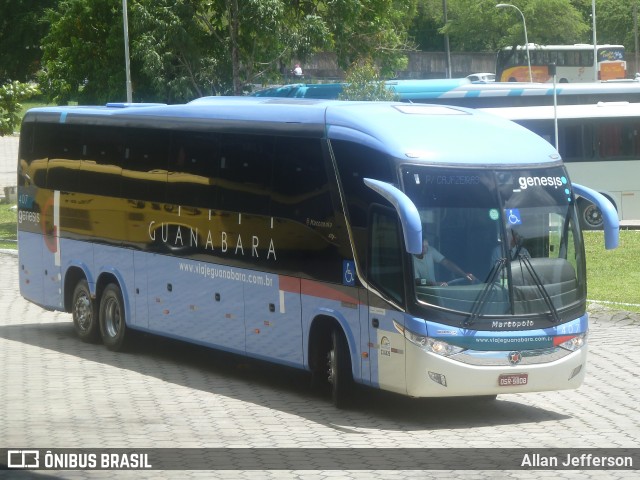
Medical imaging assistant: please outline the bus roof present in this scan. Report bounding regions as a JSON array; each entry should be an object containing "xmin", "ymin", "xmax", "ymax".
[
  {"xmin": 24, "ymin": 97, "xmax": 560, "ymax": 166},
  {"xmin": 387, "ymin": 79, "xmax": 640, "ymax": 101},
  {"xmin": 251, "ymin": 78, "xmax": 640, "ymax": 102},
  {"xmin": 479, "ymin": 101, "xmax": 640, "ymax": 121},
  {"xmin": 501, "ymin": 44, "xmax": 624, "ymax": 51},
  {"xmin": 251, "ymin": 83, "xmax": 346, "ymax": 98}
]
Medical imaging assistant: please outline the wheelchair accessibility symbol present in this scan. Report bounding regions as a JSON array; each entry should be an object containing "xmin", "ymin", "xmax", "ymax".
[
  {"xmin": 343, "ymin": 260, "xmax": 356, "ymax": 286},
  {"xmin": 506, "ymin": 208, "xmax": 522, "ymax": 226}
]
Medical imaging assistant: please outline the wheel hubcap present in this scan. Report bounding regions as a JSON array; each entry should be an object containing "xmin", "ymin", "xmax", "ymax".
[
  {"xmin": 327, "ymin": 349, "xmax": 336, "ymax": 385},
  {"xmin": 74, "ymin": 295, "xmax": 91, "ymax": 331},
  {"xmin": 104, "ymin": 297, "xmax": 121, "ymax": 338},
  {"xmin": 584, "ymin": 205, "xmax": 603, "ymax": 228}
]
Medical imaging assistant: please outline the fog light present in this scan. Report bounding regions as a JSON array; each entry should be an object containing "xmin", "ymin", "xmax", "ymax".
[
  {"xmin": 569, "ymin": 364, "xmax": 583, "ymax": 381},
  {"xmin": 428, "ymin": 371, "xmax": 447, "ymax": 387}
]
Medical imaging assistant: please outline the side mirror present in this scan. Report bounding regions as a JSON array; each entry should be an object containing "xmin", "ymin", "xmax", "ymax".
[
  {"xmin": 572, "ymin": 183, "xmax": 619, "ymax": 250},
  {"xmin": 364, "ymin": 178, "xmax": 423, "ymax": 254}
]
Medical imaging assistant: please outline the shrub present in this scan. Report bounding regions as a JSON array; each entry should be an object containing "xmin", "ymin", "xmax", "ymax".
[{"xmin": 0, "ymin": 81, "xmax": 40, "ymax": 136}]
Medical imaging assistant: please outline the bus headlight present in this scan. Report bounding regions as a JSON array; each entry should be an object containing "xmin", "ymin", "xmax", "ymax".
[
  {"xmin": 558, "ymin": 332, "xmax": 587, "ymax": 352},
  {"xmin": 394, "ymin": 321, "xmax": 465, "ymax": 357}
]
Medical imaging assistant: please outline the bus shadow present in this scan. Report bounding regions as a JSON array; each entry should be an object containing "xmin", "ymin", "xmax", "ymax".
[{"xmin": 0, "ymin": 319, "xmax": 571, "ymax": 431}]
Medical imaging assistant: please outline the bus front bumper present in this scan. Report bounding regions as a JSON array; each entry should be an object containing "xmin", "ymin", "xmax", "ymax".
[{"xmin": 404, "ymin": 343, "xmax": 588, "ymax": 398}]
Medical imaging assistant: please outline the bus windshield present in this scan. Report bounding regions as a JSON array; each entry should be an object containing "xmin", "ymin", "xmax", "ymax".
[{"xmin": 401, "ymin": 165, "xmax": 585, "ymax": 327}]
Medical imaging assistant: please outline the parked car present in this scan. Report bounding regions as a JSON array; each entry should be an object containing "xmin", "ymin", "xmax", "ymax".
[{"xmin": 466, "ymin": 72, "xmax": 496, "ymax": 82}]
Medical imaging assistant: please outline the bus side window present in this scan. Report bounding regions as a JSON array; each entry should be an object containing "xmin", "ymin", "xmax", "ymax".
[
  {"xmin": 46, "ymin": 123, "xmax": 82, "ymax": 192},
  {"xmin": 18, "ymin": 122, "xmax": 49, "ymax": 188},
  {"xmin": 520, "ymin": 120, "xmax": 554, "ymax": 148},
  {"xmin": 621, "ymin": 123, "xmax": 639, "ymax": 158},
  {"xmin": 78, "ymin": 125, "xmax": 124, "ymax": 197},
  {"xmin": 598, "ymin": 123, "xmax": 622, "ymax": 159},
  {"xmin": 218, "ymin": 133, "xmax": 273, "ymax": 216},
  {"xmin": 332, "ymin": 140, "xmax": 394, "ymax": 228},
  {"xmin": 561, "ymin": 124, "xmax": 585, "ymax": 160},
  {"xmin": 168, "ymin": 131, "xmax": 220, "ymax": 209},
  {"xmin": 369, "ymin": 207, "xmax": 404, "ymax": 305},
  {"xmin": 121, "ymin": 129, "xmax": 169, "ymax": 203},
  {"xmin": 271, "ymin": 137, "xmax": 332, "ymax": 223}
]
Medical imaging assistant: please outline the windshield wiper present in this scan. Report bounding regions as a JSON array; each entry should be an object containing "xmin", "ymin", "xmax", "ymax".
[
  {"xmin": 519, "ymin": 255, "xmax": 560, "ymax": 323},
  {"xmin": 465, "ymin": 258, "xmax": 506, "ymax": 327}
]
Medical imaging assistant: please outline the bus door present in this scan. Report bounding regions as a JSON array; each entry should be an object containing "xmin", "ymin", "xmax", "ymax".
[{"xmin": 366, "ymin": 207, "xmax": 408, "ymax": 394}]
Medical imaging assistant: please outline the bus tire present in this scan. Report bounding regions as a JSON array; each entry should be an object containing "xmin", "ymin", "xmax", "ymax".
[
  {"xmin": 99, "ymin": 283, "xmax": 129, "ymax": 352},
  {"xmin": 578, "ymin": 199, "xmax": 604, "ymax": 230},
  {"xmin": 71, "ymin": 279, "xmax": 99, "ymax": 343},
  {"xmin": 327, "ymin": 328, "xmax": 353, "ymax": 408}
]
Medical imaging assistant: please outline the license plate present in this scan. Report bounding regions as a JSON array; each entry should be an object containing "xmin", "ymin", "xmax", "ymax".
[{"xmin": 498, "ymin": 373, "xmax": 528, "ymax": 386}]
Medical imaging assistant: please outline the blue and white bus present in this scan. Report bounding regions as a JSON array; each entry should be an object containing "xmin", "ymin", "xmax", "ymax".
[
  {"xmin": 252, "ymin": 78, "xmax": 640, "ymax": 108},
  {"xmin": 17, "ymin": 98, "xmax": 618, "ymax": 407}
]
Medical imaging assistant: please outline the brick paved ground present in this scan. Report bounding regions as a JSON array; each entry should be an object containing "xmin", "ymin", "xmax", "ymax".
[{"xmin": 1, "ymin": 251, "xmax": 639, "ymax": 479}]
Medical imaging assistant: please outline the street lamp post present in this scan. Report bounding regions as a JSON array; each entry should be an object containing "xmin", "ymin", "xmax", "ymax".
[
  {"xmin": 592, "ymin": 0, "xmax": 598, "ymax": 82},
  {"xmin": 122, "ymin": 0, "xmax": 133, "ymax": 103},
  {"xmin": 443, "ymin": 0, "xmax": 452, "ymax": 78},
  {"xmin": 496, "ymin": 3, "xmax": 533, "ymax": 83}
]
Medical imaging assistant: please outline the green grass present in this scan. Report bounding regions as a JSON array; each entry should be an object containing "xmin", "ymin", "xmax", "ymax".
[
  {"xmin": 584, "ymin": 230, "xmax": 640, "ymax": 312},
  {"xmin": 0, "ymin": 203, "xmax": 17, "ymax": 249}
]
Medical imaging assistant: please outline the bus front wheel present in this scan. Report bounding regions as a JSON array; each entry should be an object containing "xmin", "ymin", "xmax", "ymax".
[
  {"xmin": 327, "ymin": 328, "xmax": 353, "ymax": 408},
  {"xmin": 72, "ymin": 279, "xmax": 100, "ymax": 343},
  {"xmin": 99, "ymin": 283, "xmax": 129, "ymax": 351}
]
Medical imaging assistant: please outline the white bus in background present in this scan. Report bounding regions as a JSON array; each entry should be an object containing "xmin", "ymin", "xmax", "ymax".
[
  {"xmin": 481, "ymin": 102, "xmax": 640, "ymax": 229},
  {"xmin": 496, "ymin": 44, "xmax": 626, "ymax": 83}
]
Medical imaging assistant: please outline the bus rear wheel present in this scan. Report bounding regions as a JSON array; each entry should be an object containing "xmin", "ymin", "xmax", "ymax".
[
  {"xmin": 99, "ymin": 283, "xmax": 129, "ymax": 351},
  {"xmin": 327, "ymin": 328, "xmax": 353, "ymax": 408},
  {"xmin": 72, "ymin": 279, "xmax": 99, "ymax": 343},
  {"xmin": 578, "ymin": 199, "xmax": 604, "ymax": 230}
]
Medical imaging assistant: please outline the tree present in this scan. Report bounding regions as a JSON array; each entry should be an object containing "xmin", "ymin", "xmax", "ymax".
[
  {"xmin": 0, "ymin": 0, "xmax": 56, "ymax": 83},
  {"xmin": 409, "ymin": 0, "xmax": 446, "ymax": 51},
  {"xmin": 132, "ymin": 0, "xmax": 330, "ymax": 97},
  {"xmin": 413, "ymin": 0, "xmax": 588, "ymax": 53},
  {"xmin": 0, "ymin": 81, "xmax": 39, "ymax": 136},
  {"xmin": 595, "ymin": 0, "xmax": 640, "ymax": 49},
  {"xmin": 322, "ymin": 0, "xmax": 417, "ymax": 77},
  {"xmin": 338, "ymin": 59, "xmax": 399, "ymax": 100},
  {"xmin": 132, "ymin": 0, "xmax": 222, "ymax": 101},
  {"xmin": 193, "ymin": 0, "xmax": 330, "ymax": 94},
  {"xmin": 40, "ymin": 0, "xmax": 143, "ymax": 104},
  {"xmin": 39, "ymin": 0, "xmax": 416, "ymax": 102}
]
